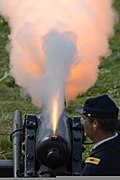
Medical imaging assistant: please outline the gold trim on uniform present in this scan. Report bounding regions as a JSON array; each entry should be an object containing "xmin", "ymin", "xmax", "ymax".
[{"xmin": 85, "ymin": 157, "xmax": 101, "ymax": 165}]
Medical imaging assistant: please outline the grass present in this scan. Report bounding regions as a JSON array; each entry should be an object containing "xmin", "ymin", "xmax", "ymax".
[{"xmin": 0, "ymin": 0, "xmax": 120, "ymax": 161}]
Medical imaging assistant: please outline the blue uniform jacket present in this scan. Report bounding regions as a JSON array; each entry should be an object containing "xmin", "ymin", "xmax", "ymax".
[{"xmin": 82, "ymin": 132, "xmax": 120, "ymax": 176}]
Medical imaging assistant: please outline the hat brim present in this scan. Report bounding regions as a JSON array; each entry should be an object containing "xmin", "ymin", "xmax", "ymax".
[{"xmin": 75, "ymin": 108, "xmax": 84, "ymax": 115}]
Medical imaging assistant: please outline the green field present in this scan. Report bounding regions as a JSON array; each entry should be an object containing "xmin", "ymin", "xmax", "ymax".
[{"xmin": 0, "ymin": 0, "xmax": 120, "ymax": 160}]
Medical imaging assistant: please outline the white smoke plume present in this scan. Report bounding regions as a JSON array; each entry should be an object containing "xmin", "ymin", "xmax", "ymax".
[{"xmin": 0, "ymin": 0, "xmax": 116, "ymax": 119}]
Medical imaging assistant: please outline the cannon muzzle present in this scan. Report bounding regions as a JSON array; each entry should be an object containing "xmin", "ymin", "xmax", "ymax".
[{"xmin": 36, "ymin": 113, "xmax": 71, "ymax": 169}]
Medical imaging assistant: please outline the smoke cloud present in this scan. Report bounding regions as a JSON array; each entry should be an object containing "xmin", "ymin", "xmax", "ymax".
[{"xmin": 0, "ymin": 0, "xmax": 116, "ymax": 116}]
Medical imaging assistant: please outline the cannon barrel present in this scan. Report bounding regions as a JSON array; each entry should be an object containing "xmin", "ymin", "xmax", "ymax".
[
  {"xmin": 0, "ymin": 109, "xmax": 84, "ymax": 177},
  {"xmin": 36, "ymin": 113, "xmax": 71, "ymax": 169}
]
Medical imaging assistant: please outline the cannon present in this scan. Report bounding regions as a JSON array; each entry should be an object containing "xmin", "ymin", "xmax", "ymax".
[{"xmin": 0, "ymin": 109, "xmax": 86, "ymax": 177}]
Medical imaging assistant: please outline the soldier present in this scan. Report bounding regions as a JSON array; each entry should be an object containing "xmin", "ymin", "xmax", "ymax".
[{"xmin": 77, "ymin": 94, "xmax": 120, "ymax": 176}]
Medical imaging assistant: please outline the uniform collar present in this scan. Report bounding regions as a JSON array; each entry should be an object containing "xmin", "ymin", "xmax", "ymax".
[{"xmin": 92, "ymin": 132, "xmax": 118, "ymax": 150}]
